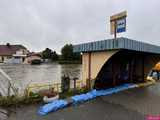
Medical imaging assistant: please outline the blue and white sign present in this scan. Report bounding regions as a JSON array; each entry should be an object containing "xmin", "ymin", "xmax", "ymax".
[{"xmin": 116, "ymin": 18, "xmax": 126, "ymax": 33}]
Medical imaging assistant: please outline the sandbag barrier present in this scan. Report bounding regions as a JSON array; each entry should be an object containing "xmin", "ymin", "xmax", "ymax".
[{"xmin": 38, "ymin": 83, "xmax": 138, "ymax": 115}]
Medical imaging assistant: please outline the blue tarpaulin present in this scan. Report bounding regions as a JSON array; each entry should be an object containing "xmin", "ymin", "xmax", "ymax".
[
  {"xmin": 71, "ymin": 90, "xmax": 97, "ymax": 104},
  {"xmin": 38, "ymin": 100, "xmax": 68, "ymax": 115},
  {"xmin": 95, "ymin": 83, "xmax": 137, "ymax": 96},
  {"xmin": 38, "ymin": 83, "xmax": 137, "ymax": 115}
]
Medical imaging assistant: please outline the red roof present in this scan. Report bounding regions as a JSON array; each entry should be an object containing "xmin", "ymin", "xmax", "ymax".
[{"xmin": 0, "ymin": 45, "xmax": 26, "ymax": 56}]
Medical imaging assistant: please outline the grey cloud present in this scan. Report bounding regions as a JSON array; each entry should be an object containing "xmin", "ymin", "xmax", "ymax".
[{"xmin": 0, "ymin": 0, "xmax": 159, "ymax": 53}]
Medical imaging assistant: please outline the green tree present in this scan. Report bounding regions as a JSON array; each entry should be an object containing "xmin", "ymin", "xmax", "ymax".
[
  {"xmin": 73, "ymin": 52, "xmax": 81, "ymax": 60},
  {"xmin": 61, "ymin": 44, "xmax": 81, "ymax": 61},
  {"xmin": 51, "ymin": 51, "xmax": 59, "ymax": 61},
  {"xmin": 42, "ymin": 48, "xmax": 52, "ymax": 59},
  {"xmin": 61, "ymin": 44, "xmax": 73, "ymax": 60}
]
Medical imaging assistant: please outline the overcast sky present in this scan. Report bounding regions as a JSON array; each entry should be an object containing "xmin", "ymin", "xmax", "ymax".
[{"xmin": 0, "ymin": 0, "xmax": 160, "ymax": 53}]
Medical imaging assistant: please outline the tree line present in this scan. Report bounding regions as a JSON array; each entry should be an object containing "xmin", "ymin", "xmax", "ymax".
[{"xmin": 41, "ymin": 44, "xmax": 81, "ymax": 62}]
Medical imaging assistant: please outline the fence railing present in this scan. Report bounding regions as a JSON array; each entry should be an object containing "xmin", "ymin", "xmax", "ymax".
[
  {"xmin": 0, "ymin": 68, "xmax": 17, "ymax": 96},
  {"xmin": 26, "ymin": 80, "xmax": 84, "ymax": 97}
]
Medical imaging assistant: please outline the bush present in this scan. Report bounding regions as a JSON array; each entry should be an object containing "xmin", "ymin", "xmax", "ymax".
[
  {"xmin": 0, "ymin": 93, "xmax": 43, "ymax": 107},
  {"xmin": 31, "ymin": 59, "xmax": 41, "ymax": 65}
]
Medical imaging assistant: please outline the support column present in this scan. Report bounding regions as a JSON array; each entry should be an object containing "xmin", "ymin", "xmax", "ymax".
[
  {"xmin": 87, "ymin": 52, "xmax": 91, "ymax": 89},
  {"xmin": 142, "ymin": 55, "xmax": 144, "ymax": 82},
  {"xmin": 112, "ymin": 60, "xmax": 116, "ymax": 86},
  {"xmin": 113, "ymin": 21, "xmax": 117, "ymax": 49},
  {"xmin": 129, "ymin": 58, "xmax": 132, "ymax": 83}
]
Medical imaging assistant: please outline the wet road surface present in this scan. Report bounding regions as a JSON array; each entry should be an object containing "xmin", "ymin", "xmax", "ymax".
[
  {"xmin": 8, "ymin": 82, "xmax": 160, "ymax": 120},
  {"xmin": 8, "ymin": 98, "xmax": 144, "ymax": 120}
]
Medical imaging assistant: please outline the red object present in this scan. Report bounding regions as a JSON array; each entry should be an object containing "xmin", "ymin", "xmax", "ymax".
[
  {"xmin": 147, "ymin": 115, "xmax": 160, "ymax": 120},
  {"xmin": 0, "ymin": 45, "xmax": 26, "ymax": 56}
]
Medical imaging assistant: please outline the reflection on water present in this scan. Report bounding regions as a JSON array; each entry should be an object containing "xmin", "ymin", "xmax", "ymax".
[{"xmin": 0, "ymin": 63, "xmax": 82, "ymax": 92}]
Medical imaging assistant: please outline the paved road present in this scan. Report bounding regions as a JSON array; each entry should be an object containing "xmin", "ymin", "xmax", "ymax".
[{"xmin": 8, "ymin": 82, "xmax": 160, "ymax": 120}]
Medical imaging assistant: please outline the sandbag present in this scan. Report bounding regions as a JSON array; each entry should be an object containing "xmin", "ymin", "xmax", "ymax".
[
  {"xmin": 38, "ymin": 83, "xmax": 137, "ymax": 115},
  {"xmin": 38, "ymin": 100, "xmax": 68, "ymax": 115}
]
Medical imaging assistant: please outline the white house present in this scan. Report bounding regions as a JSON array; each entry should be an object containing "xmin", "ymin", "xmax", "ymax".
[{"xmin": 0, "ymin": 43, "xmax": 29, "ymax": 64}]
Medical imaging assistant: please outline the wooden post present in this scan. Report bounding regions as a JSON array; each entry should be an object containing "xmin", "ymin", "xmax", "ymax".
[
  {"xmin": 113, "ymin": 21, "xmax": 117, "ymax": 49},
  {"xmin": 142, "ymin": 55, "xmax": 144, "ymax": 82},
  {"xmin": 87, "ymin": 52, "xmax": 91, "ymax": 89},
  {"xmin": 129, "ymin": 60, "xmax": 132, "ymax": 83},
  {"xmin": 73, "ymin": 77, "xmax": 78, "ymax": 92},
  {"xmin": 112, "ymin": 60, "xmax": 116, "ymax": 86},
  {"xmin": 7, "ymin": 82, "xmax": 11, "ymax": 97},
  {"xmin": 114, "ymin": 21, "xmax": 117, "ymax": 39}
]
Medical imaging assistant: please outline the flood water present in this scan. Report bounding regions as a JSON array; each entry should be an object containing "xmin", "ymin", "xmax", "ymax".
[{"xmin": 0, "ymin": 63, "xmax": 82, "ymax": 93}]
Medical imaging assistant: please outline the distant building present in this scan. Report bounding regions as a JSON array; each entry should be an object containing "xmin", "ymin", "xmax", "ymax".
[
  {"xmin": 0, "ymin": 43, "xmax": 29, "ymax": 64},
  {"xmin": 25, "ymin": 52, "xmax": 42, "ymax": 64}
]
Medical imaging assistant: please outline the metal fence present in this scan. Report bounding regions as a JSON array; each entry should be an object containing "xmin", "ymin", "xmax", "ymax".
[
  {"xmin": 0, "ymin": 68, "xmax": 17, "ymax": 96},
  {"xmin": 26, "ymin": 80, "xmax": 84, "ymax": 97}
]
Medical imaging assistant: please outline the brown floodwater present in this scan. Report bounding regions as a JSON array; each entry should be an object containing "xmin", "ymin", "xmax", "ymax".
[
  {"xmin": 1, "ymin": 63, "xmax": 160, "ymax": 119},
  {"xmin": 0, "ymin": 63, "xmax": 82, "ymax": 94}
]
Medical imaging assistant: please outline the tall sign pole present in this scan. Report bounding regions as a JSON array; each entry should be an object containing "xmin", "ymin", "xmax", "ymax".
[
  {"xmin": 114, "ymin": 21, "xmax": 117, "ymax": 39},
  {"xmin": 110, "ymin": 11, "xmax": 127, "ymax": 86}
]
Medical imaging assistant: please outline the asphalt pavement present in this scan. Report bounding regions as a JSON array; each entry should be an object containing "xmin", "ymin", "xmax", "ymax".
[{"xmin": 7, "ymin": 82, "xmax": 160, "ymax": 120}]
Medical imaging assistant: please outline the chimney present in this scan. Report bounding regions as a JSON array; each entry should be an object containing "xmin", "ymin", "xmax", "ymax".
[{"xmin": 6, "ymin": 43, "xmax": 10, "ymax": 47}]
